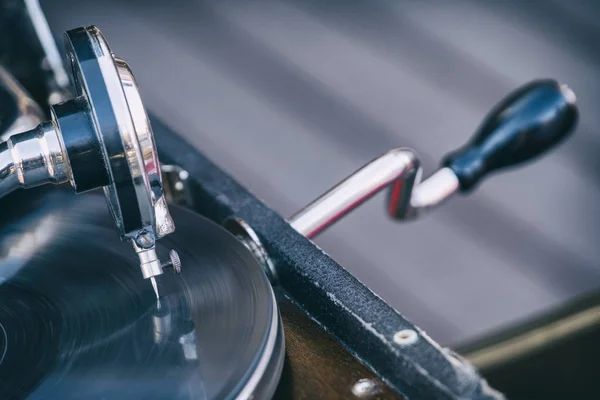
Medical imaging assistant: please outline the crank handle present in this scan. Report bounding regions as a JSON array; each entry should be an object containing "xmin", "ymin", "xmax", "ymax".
[
  {"xmin": 226, "ymin": 80, "xmax": 578, "ymax": 282},
  {"xmin": 392, "ymin": 79, "xmax": 577, "ymax": 220},
  {"xmin": 442, "ymin": 79, "xmax": 577, "ymax": 192},
  {"xmin": 290, "ymin": 79, "xmax": 578, "ymax": 231}
]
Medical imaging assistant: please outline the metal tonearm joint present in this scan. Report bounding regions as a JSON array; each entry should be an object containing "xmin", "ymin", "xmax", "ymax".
[
  {"xmin": 0, "ymin": 26, "xmax": 178, "ymax": 296},
  {"xmin": 227, "ymin": 80, "xmax": 578, "ymax": 281}
]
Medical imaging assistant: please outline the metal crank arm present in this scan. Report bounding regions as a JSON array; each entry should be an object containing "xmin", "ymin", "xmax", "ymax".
[{"xmin": 226, "ymin": 79, "xmax": 578, "ymax": 281}]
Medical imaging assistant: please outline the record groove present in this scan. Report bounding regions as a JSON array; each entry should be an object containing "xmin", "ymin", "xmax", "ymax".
[{"xmin": 0, "ymin": 188, "xmax": 283, "ymax": 399}]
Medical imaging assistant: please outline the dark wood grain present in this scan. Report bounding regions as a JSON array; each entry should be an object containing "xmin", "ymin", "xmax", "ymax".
[{"xmin": 274, "ymin": 293, "xmax": 405, "ymax": 400}]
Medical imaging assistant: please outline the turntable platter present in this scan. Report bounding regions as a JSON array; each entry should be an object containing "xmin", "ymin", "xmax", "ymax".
[{"xmin": 0, "ymin": 188, "xmax": 283, "ymax": 399}]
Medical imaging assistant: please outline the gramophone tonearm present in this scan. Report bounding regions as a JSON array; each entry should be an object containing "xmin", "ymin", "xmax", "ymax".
[{"xmin": 0, "ymin": 26, "xmax": 178, "ymax": 297}]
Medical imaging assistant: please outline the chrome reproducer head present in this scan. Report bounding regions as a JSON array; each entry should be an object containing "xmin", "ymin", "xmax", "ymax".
[{"xmin": 0, "ymin": 26, "xmax": 176, "ymax": 283}]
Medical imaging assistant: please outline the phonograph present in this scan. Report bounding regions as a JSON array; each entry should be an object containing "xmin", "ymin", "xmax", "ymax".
[{"xmin": 0, "ymin": 2, "xmax": 585, "ymax": 399}]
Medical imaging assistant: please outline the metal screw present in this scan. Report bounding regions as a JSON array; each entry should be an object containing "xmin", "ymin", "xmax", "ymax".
[
  {"xmin": 135, "ymin": 231, "xmax": 155, "ymax": 248},
  {"xmin": 393, "ymin": 329, "xmax": 418, "ymax": 346},
  {"xmin": 352, "ymin": 379, "xmax": 381, "ymax": 398},
  {"xmin": 162, "ymin": 249, "xmax": 182, "ymax": 273}
]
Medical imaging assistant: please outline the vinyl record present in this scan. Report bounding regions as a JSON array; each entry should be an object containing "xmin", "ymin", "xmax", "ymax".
[{"xmin": 0, "ymin": 188, "xmax": 284, "ymax": 399}]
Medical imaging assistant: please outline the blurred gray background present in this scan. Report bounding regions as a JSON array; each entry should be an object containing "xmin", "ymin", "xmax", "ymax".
[{"xmin": 43, "ymin": 0, "xmax": 600, "ymax": 346}]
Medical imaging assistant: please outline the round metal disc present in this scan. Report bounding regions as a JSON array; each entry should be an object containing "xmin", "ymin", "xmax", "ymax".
[
  {"xmin": 0, "ymin": 188, "xmax": 284, "ymax": 399},
  {"xmin": 64, "ymin": 26, "xmax": 159, "ymax": 239}
]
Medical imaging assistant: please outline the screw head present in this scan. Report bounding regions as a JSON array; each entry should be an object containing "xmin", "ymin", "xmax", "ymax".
[
  {"xmin": 135, "ymin": 231, "xmax": 155, "ymax": 249},
  {"xmin": 352, "ymin": 379, "xmax": 381, "ymax": 398},
  {"xmin": 393, "ymin": 329, "xmax": 418, "ymax": 346}
]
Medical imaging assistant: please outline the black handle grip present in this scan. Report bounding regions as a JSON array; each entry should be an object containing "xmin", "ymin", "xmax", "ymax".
[{"xmin": 442, "ymin": 79, "xmax": 578, "ymax": 192}]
